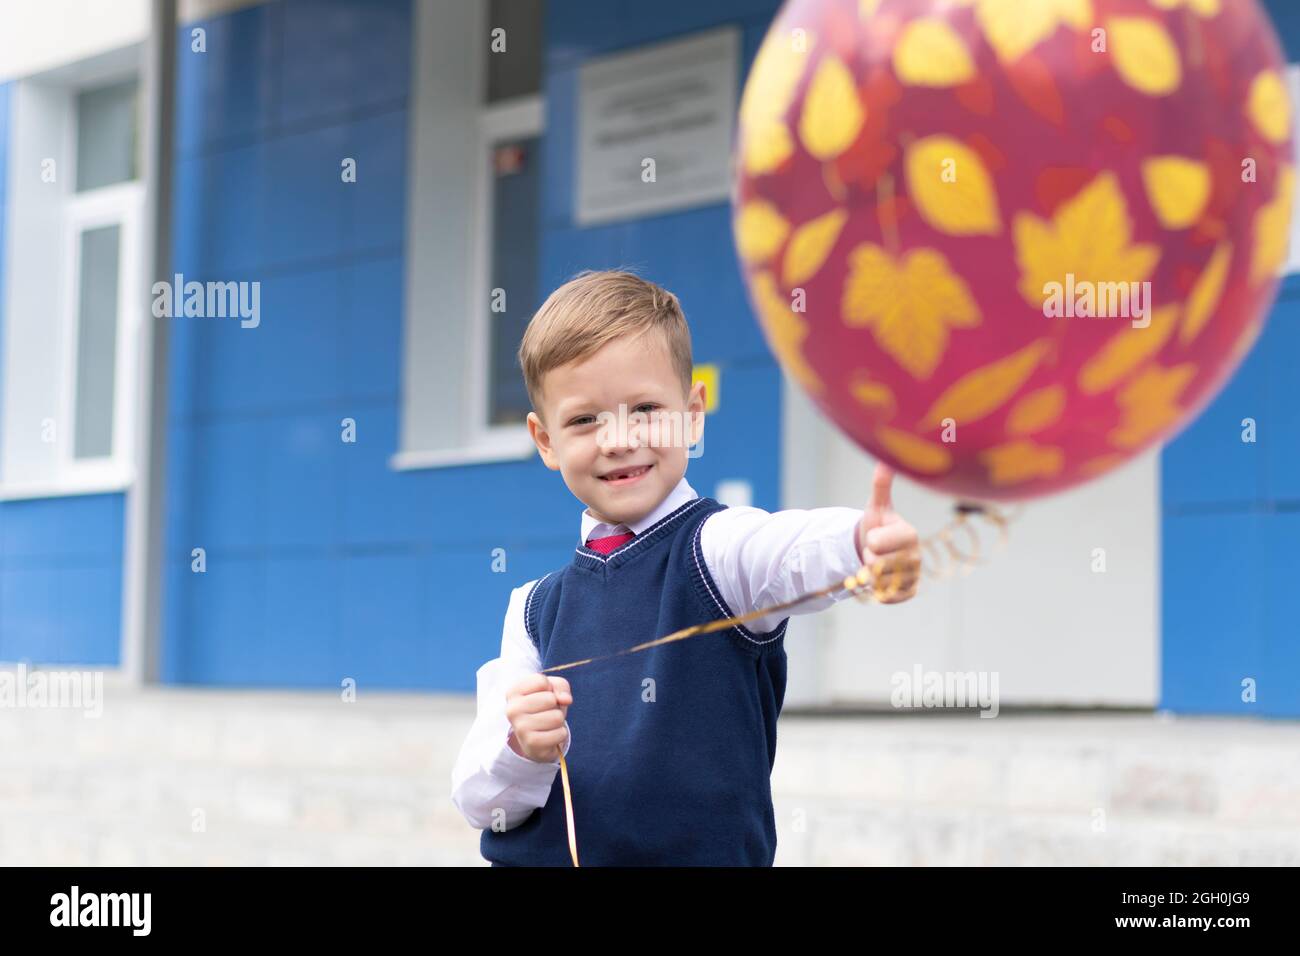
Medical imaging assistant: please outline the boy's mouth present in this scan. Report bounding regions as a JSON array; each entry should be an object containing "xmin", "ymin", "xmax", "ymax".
[{"xmin": 598, "ymin": 464, "xmax": 653, "ymax": 485}]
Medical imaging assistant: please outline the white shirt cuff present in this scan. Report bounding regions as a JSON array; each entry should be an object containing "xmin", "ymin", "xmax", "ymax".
[
  {"xmin": 488, "ymin": 721, "xmax": 571, "ymax": 794},
  {"xmin": 826, "ymin": 514, "xmax": 866, "ymax": 603}
]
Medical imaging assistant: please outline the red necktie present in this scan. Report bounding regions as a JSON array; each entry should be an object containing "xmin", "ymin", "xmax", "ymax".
[{"xmin": 586, "ymin": 530, "xmax": 634, "ymax": 555}]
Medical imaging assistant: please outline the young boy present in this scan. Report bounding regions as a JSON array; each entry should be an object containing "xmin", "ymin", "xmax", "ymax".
[{"xmin": 450, "ymin": 269, "xmax": 921, "ymax": 866}]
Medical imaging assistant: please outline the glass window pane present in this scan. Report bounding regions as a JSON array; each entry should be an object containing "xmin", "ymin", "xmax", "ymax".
[
  {"xmin": 73, "ymin": 225, "xmax": 120, "ymax": 459},
  {"xmin": 488, "ymin": 136, "xmax": 541, "ymax": 426},
  {"xmin": 486, "ymin": 0, "xmax": 544, "ymax": 103},
  {"xmin": 76, "ymin": 79, "xmax": 140, "ymax": 191}
]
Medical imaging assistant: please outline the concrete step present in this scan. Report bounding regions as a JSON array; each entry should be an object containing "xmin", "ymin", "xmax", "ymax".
[{"xmin": 2, "ymin": 687, "xmax": 1298, "ymax": 865}]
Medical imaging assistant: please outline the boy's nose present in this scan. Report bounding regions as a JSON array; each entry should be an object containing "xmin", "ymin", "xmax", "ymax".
[
  {"xmin": 597, "ymin": 420, "xmax": 645, "ymax": 453},
  {"xmin": 599, "ymin": 431, "xmax": 642, "ymax": 453}
]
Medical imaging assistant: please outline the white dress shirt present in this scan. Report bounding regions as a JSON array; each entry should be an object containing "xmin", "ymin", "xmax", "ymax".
[{"xmin": 450, "ymin": 475, "xmax": 865, "ymax": 832}]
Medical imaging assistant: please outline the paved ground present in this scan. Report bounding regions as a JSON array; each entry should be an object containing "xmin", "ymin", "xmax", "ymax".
[{"xmin": 2, "ymin": 685, "xmax": 1298, "ymax": 865}]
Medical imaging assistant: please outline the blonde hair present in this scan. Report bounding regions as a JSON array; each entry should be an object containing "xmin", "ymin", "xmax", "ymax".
[{"xmin": 518, "ymin": 269, "xmax": 693, "ymax": 420}]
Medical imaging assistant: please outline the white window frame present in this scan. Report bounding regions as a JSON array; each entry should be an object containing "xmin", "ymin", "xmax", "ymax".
[
  {"xmin": 392, "ymin": 0, "xmax": 545, "ymax": 471},
  {"xmin": 0, "ymin": 47, "xmax": 143, "ymax": 500},
  {"xmin": 1283, "ymin": 63, "xmax": 1300, "ymax": 275},
  {"xmin": 58, "ymin": 179, "xmax": 144, "ymax": 489},
  {"xmin": 467, "ymin": 96, "xmax": 545, "ymax": 449}
]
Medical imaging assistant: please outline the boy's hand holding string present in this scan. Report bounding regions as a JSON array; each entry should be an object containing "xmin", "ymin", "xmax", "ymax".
[{"xmin": 505, "ymin": 673, "xmax": 572, "ymax": 763}]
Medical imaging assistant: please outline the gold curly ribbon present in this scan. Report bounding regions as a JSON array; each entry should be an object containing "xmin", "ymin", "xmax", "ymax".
[{"xmin": 539, "ymin": 500, "xmax": 1018, "ymax": 866}]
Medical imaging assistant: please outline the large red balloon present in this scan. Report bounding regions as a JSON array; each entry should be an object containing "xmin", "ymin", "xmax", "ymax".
[{"xmin": 732, "ymin": 0, "xmax": 1293, "ymax": 500}]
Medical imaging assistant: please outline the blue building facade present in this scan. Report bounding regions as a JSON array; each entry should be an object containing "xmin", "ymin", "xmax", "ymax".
[{"xmin": 0, "ymin": 0, "xmax": 1295, "ymax": 713}]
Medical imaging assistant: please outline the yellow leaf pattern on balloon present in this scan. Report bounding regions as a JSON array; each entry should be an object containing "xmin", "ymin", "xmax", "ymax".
[
  {"xmin": 842, "ymin": 244, "xmax": 982, "ymax": 380},
  {"xmin": 744, "ymin": 119, "xmax": 796, "ymax": 175},
  {"xmin": 980, "ymin": 439, "xmax": 1065, "ymax": 485},
  {"xmin": 1007, "ymin": 385, "xmax": 1066, "ymax": 435},
  {"xmin": 877, "ymin": 426, "xmax": 953, "ymax": 474},
  {"xmin": 1247, "ymin": 70, "xmax": 1290, "ymax": 144},
  {"xmin": 741, "ymin": 30, "xmax": 813, "ymax": 130},
  {"xmin": 783, "ymin": 208, "xmax": 847, "ymax": 287},
  {"xmin": 1014, "ymin": 171, "xmax": 1160, "ymax": 307},
  {"xmin": 968, "ymin": 0, "xmax": 1093, "ymax": 63},
  {"xmin": 1077, "ymin": 304, "xmax": 1179, "ymax": 395},
  {"xmin": 1077, "ymin": 453, "xmax": 1125, "ymax": 478},
  {"xmin": 1180, "ymin": 242, "xmax": 1232, "ymax": 346},
  {"xmin": 905, "ymin": 135, "xmax": 1002, "ymax": 236},
  {"xmin": 920, "ymin": 340, "xmax": 1051, "ymax": 429},
  {"xmin": 1108, "ymin": 17, "xmax": 1181, "ymax": 96},
  {"xmin": 1250, "ymin": 166, "xmax": 1295, "ymax": 284},
  {"xmin": 752, "ymin": 271, "xmax": 822, "ymax": 393},
  {"xmin": 1109, "ymin": 362, "xmax": 1197, "ymax": 448},
  {"xmin": 798, "ymin": 55, "xmax": 864, "ymax": 161},
  {"xmin": 734, "ymin": 200, "xmax": 791, "ymax": 264},
  {"xmin": 1141, "ymin": 156, "xmax": 1211, "ymax": 229},
  {"xmin": 1149, "ymin": 0, "xmax": 1220, "ymax": 15},
  {"xmin": 740, "ymin": 30, "xmax": 813, "ymax": 175},
  {"xmin": 893, "ymin": 18, "xmax": 976, "ymax": 87},
  {"xmin": 851, "ymin": 373, "xmax": 896, "ymax": 418}
]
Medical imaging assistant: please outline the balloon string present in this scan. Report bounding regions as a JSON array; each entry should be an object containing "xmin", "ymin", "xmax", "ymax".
[
  {"xmin": 557, "ymin": 751, "xmax": 579, "ymax": 867},
  {"xmin": 539, "ymin": 500, "xmax": 1018, "ymax": 866}
]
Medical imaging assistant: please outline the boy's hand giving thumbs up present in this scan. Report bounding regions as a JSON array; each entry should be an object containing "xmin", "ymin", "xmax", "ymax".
[{"xmin": 856, "ymin": 463, "xmax": 922, "ymax": 604}]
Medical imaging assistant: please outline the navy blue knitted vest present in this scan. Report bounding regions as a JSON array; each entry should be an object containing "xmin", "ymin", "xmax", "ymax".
[{"xmin": 481, "ymin": 495, "xmax": 789, "ymax": 866}]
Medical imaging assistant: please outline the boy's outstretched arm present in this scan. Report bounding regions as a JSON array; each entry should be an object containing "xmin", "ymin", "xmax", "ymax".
[
  {"xmin": 700, "ymin": 463, "xmax": 921, "ymax": 634},
  {"xmin": 450, "ymin": 581, "xmax": 572, "ymax": 832}
]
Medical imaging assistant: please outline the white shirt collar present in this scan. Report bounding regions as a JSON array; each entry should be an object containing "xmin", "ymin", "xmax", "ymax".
[{"xmin": 580, "ymin": 474, "xmax": 698, "ymax": 546}]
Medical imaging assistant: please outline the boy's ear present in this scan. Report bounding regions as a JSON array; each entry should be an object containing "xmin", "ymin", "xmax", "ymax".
[
  {"xmin": 527, "ymin": 411, "xmax": 560, "ymax": 470},
  {"xmin": 687, "ymin": 380, "xmax": 707, "ymax": 445}
]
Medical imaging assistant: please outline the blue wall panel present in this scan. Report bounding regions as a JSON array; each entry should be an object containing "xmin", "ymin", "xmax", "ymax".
[
  {"xmin": 263, "ymin": 412, "xmax": 347, "ymax": 552},
  {"xmin": 1259, "ymin": 512, "xmax": 1300, "ymax": 718},
  {"xmin": 277, "ymin": 0, "xmax": 410, "ymax": 128},
  {"xmin": 1161, "ymin": 324, "xmax": 1268, "ymax": 510},
  {"xmin": 263, "ymin": 554, "xmax": 341, "ymax": 686},
  {"xmin": 174, "ymin": 0, "xmax": 279, "ymax": 155},
  {"xmin": 0, "ymin": 494, "xmax": 124, "ymax": 666},
  {"xmin": 1261, "ymin": 307, "xmax": 1300, "ymax": 502},
  {"xmin": 182, "ymin": 556, "xmax": 266, "ymax": 683},
  {"xmin": 164, "ymin": 0, "xmax": 429, "ymax": 687},
  {"xmin": 342, "ymin": 256, "xmax": 404, "ymax": 403},
  {"xmin": 1161, "ymin": 511, "xmax": 1265, "ymax": 715}
]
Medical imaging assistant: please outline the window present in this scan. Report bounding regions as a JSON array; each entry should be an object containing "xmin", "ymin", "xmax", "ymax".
[
  {"xmin": 395, "ymin": 0, "xmax": 545, "ymax": 469},
  {"xmin": 476, "ymin": 0, "xmax": 544, "ymax": 436},
  {"xmin": 484, "ymin": 132, "xmax": 542, "ymax": 428},
  {"xmin": 485, "ymin": 0, "xmax": 542, "ymax": 104},
  {"xmin": 76, "ymin": 79, "xmax": 140, "ymax": 191},
  {"xmin": 0, "ymin": 53, "xmax": 144, "ymax": 498},
  {"xmin": 72, "ymin": 224, "xmax": 122, "ymax": 459}
]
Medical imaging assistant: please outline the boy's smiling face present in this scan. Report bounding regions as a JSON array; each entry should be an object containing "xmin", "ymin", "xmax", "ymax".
[{"xmin": 527, "ymin": 330, "xmax": 706, "ymax": 528}]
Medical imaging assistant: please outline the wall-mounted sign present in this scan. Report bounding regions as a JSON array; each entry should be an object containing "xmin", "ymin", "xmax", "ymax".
[{"xmin": 576, "ymin": 26, "xmax": 739, "ymax": 226}]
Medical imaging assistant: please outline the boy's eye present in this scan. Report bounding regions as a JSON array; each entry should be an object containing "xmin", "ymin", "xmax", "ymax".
[{"xmin": 568, "ymin": 404, "xmax": 658, "ymax": 427}]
